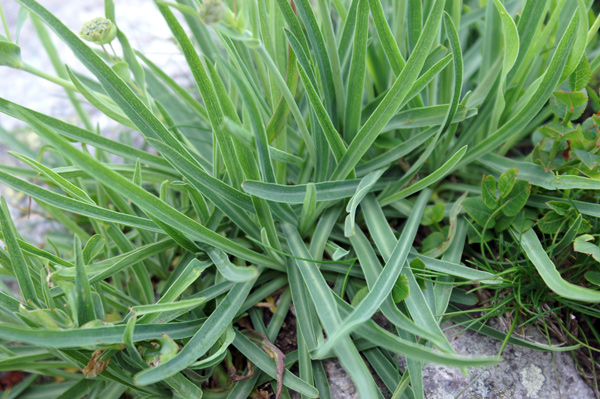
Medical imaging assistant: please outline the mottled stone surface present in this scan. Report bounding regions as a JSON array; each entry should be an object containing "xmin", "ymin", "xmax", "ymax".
[
  {"xmin": 325, "ymin": 359, "xmax": 359, "ymax": 398},
  {"xmin": 422, "ymin": 325, "xmax": 591, "ymax": 399},
  {"xmin": 322, "ymin": 323, "xmax": 594, "ymax": 399}
]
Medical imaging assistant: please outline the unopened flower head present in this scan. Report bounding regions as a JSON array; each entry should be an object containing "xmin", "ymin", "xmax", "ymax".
[
  {"xmin": 79, "ymin": 17, "xmax": 117, "ymax": 45},
  {"xmin": 198, "ymin": 0, "xmax": 225, "ymax": 25}
]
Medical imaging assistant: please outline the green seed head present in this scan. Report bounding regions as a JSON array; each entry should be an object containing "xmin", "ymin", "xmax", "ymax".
[
  {"xmin": 79, "ymin": 17, "xmax": 117, "ymax": 45},
  {"xmin": 198, "ymin": 0, "xmax": 225, "ymax": 25}
]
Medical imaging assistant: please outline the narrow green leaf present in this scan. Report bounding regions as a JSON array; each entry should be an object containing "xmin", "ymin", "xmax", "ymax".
[
  {"xmin": 134, "ymin": 279, "xmax": 255, "ymax": 385},
  {"xmin": 492, "ymin": 0, "xmax": 519, "ymax": 75},
  {"xmin": 332, "ymin": 0, "xmax": 445, "ymax": 180},
  {"xmin": 233, "ymin": 330, "xmax": 319, "ymax": 398},
  {"xmin": 0, "ymin": 170, "xmax": 161, "ymax": 233},
  {"xmin": 131, "ymin": 298, "xmax": 207, "ymax": 316},
  {"xmin": 82, "ymin": 234, "xmax": 104, "ymax": 265},
  {"xmin": 18, "ymin": 0, "xmax": 193, "ymax": 162},
  {"xmin": 0, "ymin": 320, "xmax": 205, "ymax": 348},
  {"xmin": 517, "ymin": 228, "xmax": 600, "ymax": 302},
  {"xmin": 345, "ymin": 168, "xmax": 386, "ymax": 237},
  {"xmin": 460, "ymin": 10, "xmax": 580, "ymax": 166},
  {"xmin": 66, "ymin": 67, "xmax": 136, "ymax": 129},
  {"xmin": 9, "ymin": 152, "xmax": 93, "ymax": 204},
  {"xmin": 14, "ymin": 107, "xmax": 282, "ymax": 271},
  {"xmin": 312, "ymin": 189, "xmax": 431, "ymax": 358},
  {"xmin": 299, "ymin": 183, "xmax": 317, "ymax": 235},
  {"xmin": 344, "ymin": 0, "xmax": 369, "ymax": 142},
  {"xmin": 0, "ymin": 197, "xmax": 38, "ymax": 306},
  {"xmin": 0, "ymin": 97, "xmax": 171, "ymax": 169},
  {"xmin": 206, "ymin": 248, "xmax": 258, "ymax": 283},
  {"xmin": 283, "ymin": 224, "xmax": 380, "ymax": 397},
  {"xmin": 333, "ymin": 293, "xmax": 500, "ymax": 367},
  {"xmin": 381, "ymin": 146, "xmax": 467, "ymax": 204},
  {"xmin": 242, "ymin": 178, "xmax": 391, "ymax": 204},
  {"xmin": 139, "ymin": 259, "xmax": 210, "ymax": 324}
]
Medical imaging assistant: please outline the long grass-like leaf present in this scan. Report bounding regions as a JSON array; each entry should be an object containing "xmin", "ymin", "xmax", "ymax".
[
  {"xmin": 516, "ymin": 228, "xmax": 600, "ymax": 302},
  {"xmin": 312, "ymin": 189, "xmax": 431, "ymax": 358},
  {"xmin": 0, "ymin": 197, "xmax": 39, "ymax": 306}
]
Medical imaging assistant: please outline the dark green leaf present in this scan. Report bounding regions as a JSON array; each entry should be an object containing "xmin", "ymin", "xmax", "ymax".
[
  {"xmin": 462, "ymin": 197, "xmax": 496, "ymax": 228},
  {"xmin": 481, "ymin": 175, "xmax": 498, "ymax": 209},
  {"xmin": 501, "ymin": 180, "xmax": 530, "ymax": 217},
  {"xmin": 569, "ymin": 54, "xmax": 591, "ymax": 91},
  {"xmin": 498, "ymin": 168, "xmax": 517, "ymax": 198}
]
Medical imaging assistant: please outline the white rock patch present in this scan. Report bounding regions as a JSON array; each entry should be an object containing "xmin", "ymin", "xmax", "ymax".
[{"xmin": 520, "ymin": 364, "xmax": 545, "ymax": 398}]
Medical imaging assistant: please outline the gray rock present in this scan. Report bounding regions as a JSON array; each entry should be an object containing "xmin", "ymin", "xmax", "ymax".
[
  {"xmin": 321, "ymin": 323, "xmax": 594, "ymax": 399},
  {"xmin": 325, "ymin": 359, "xmax": 359, "ymax": 398},
  {"xmin": 421, "ymin": 324, "xmax": 594, "ymax": 399}
]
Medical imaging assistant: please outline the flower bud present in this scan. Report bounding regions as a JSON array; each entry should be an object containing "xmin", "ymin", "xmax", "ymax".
[
  {"xmin": 79, "ymin": 17, "xmax": 117, "ymax": 45},
  {"xmin": 0, "ymin": 40, "xmax": 23, "ymax": 68},
  {"xmin": 198, "ymin": 0, "xmax": 225, "ymax": 25}
]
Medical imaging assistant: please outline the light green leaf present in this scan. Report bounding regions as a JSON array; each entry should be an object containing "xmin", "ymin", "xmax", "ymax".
[
  {"xmin": 331, "ymin": 0, "xmax": 445, "ymax": 180},
  {"xmin": 345, "ymin": 168, "xmax": 386, "ymax": 237},
  {"xmin": 481, "ymin": 175, "xmax": 497, "ymax": 209},
  {"xmin": 299, "ymin": 183, "xmax": 317, "ymax": 235},
  {"xmin": 131, "ymin": 298, "xmax": 207, "ymax": 316},
  {"xmin": 381, "ymin": 146, "xmax": 467, "ymax": 204},
  {"xmin": 574, "ymin": 235, "xmax": 600, "ymax": 262},
  {"xmin": 134, "ymin": 278, "xmax": 255, "ymax": 385},
  {"xmin": 517, "ymin": 228, "xmax": 600, "ymax": 302},
  {"xmin": 74, "ymin": 236, "xmax": 96, "ymax": 326},
  {"xmin": 0, "ymin": 197, "xmax": 38, "ymax": 306},
  {"xmin": 0, "ymin": 40, "xmax": 22, "ymax": 67},
  {"xmin": 492, "ymin": 0, "xmax": 519, "ymax": 75},
  {"xmin": 0, "ymin": 320, "xmax": 205, "ymax": 348},
  {"xmin": 82, "ymin": 234, "xmax": 105, "ymax": 265},
  {"xmin": 13, "ymin": 107, "xmax": 282, "ymax": 271},
  {"xmin": 392, "ymin": 275, "xmax": 410, "ymax": 303},
  {"xmin": 498, "ymin": 168, "xmax": 517, "ymax": 198},
  {"xmin": 312, "ymin": 190, "xmax": 431, "ymax": 358},
  {"xmin": 206, "ymin": 248, "xmax": 258, "ymax": 283}
]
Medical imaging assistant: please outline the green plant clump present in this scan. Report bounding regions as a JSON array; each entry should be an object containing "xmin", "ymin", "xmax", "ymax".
[{"xmin": 0, "ymin": 0, "xmax": 599, "ymax": 398}]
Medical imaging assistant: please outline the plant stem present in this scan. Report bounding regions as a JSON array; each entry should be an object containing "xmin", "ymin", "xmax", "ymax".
[
  {"xmin": 21, "ymin": 63, "xmax": 115, "ymax": 106},
  {"xmin": 0, "ymin": 1, "xmax": 11, "ymax": 42},
  {"xmin": 21, "ymin": 63, "xmax": 78, "ymax": 91}
]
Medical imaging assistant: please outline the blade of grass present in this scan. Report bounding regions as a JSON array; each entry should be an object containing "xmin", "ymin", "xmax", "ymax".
[
  {"xmin": 134, "ymin": 278, "xmax": 256, "ymax": 385},
  {"xmin": 0, "ymin": 320, "xmax": 205, "ymax": 348},
  {"xmin": 311, "ymin": 189, "xmax": 431, "ymax": 358},
  {"xmin": 14, "ymin": 107, "xmax": 282, "ymax": 271},
  {"xmin": 331, "ymin": 0, "xmax": 445, "ymax": 180},
  {"xmin": 0, "ymin": 197, "xmax": 39, "ymax": 306},
  {"xmin": 515, "ymin": 228, "xmax": 600, "ymax": 302}
]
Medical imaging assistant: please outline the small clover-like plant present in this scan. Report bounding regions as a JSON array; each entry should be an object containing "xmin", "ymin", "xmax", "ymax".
[
  {"xmin": 420, "ymin": 202, "xmax": 446, "ymax": 253},
  {"xmin": 532, "ymin": 55, "xmax": 600, "ymax": 176},
  {"xmin": 537, "ymin": 200, "xmax": 591, "ymax": 236},
  {"xmin": 462, "ymin": 168, "xmax": 531, "ymax": 242}
]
